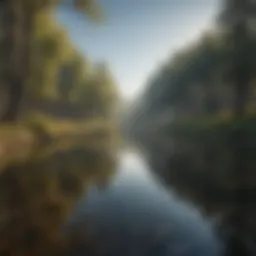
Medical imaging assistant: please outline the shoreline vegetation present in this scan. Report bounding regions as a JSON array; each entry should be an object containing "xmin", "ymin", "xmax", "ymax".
[
  {"xmin": 0, "ymin": 117, "xmax": 118, "ymax": 170},
  {"xmin": 0, "ymin": 1, "xmax": 120, "ymax": 255},
  {"xmin": 126, "ymin": 1, "xmax": 256, "ymax": 255}
]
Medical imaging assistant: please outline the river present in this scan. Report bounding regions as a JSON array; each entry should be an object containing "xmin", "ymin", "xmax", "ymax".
[{"xmin": 65, "ymin": 151, "xmax": 223, "ymax": 256}]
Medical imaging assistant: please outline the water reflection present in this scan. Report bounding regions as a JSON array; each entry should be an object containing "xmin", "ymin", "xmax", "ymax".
[{"xmin": 66, "ymin": 151, "xmax": 222, "ymax": 256}]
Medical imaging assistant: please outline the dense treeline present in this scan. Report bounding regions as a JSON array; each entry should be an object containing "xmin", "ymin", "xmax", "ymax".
[
  {"xmin": 132, "ymin": 32, "xmax": 255, "ymax": 124},
  {"xmin": 0, "ymin": 1, "xmax": 119, "ymax": 256},
  {"xmin": 128, "ymin": 1, "xmax": 256, "ymax": 256},
  {"xmin": 0, "ymin": 0, "xmax": 117, "ymax": 121}
]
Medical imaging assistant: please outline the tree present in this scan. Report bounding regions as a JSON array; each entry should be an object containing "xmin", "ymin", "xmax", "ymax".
[
  {"xmin": 219, "ymin": 0, "xmax": 256, "ymax": 117},
  {"xmin": 138, "ymin": 32, "xmax": 227, "ymax": 120},
  {"xmin": 10, "ymin": 10, "xmax": 118, "ymax": 121},
  {"xmin": 189, "ymin": 34, "xmax": 222, "ymax": 114},
  {"xmin": 0, "ymin": 0, "xmax": 101, "ymax": 122},
  {"xmin": 73, "ymin": 62, "xmax": 118, "ymax": 118},
  {"xmin": 218, "ymin": 1, "xmax": 256, "ymax": 256},
  {"xmin": 128, "ymin": 5, "xmax": 256, "ymax": 255}
]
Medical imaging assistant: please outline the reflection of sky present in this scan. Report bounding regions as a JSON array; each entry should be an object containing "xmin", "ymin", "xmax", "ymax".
[
  {"xmin": 66, "ymin": 151, "xmax": 222, "ymax": 256},
  {"xmin": 57, "ymin": 0, "xmax": 219, "ymax": 99}
]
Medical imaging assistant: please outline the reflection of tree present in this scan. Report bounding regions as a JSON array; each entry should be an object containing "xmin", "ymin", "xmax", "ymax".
[
  {"xmin": 0, "ymin": 1, "xmax": 119, "ymax": 255},
  {"xmin": 0, "ymin": 117, "xmax": 118, "ymax": 255},
  {"xmin": 219, "ymin": 1, "xmax": 256, "ymax": 255},
  {"xmin": 129, "ymin": 1, "xmax": 256, "ymax": 255},
  {"xmin": 0, "ymin": 144, "xmax": 116, "ymax": 255}
]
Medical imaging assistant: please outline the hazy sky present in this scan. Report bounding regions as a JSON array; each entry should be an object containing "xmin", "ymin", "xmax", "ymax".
[{"xmin": 58, "ymin": 0, "xmax": 220, "ymax": 99}]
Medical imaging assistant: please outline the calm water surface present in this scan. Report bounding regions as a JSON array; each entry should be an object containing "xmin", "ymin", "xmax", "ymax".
[{"xmin": 66, "ymin": 151, "xmax": 223, "ymax": 256}]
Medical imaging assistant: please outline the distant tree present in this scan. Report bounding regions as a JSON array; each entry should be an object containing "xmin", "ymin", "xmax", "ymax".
[
  {"xmin": 189, "ymin": 34, "xmax": 223, "ymax": 114},
  {"xmin": 139, "ymin": 33, "xmax": 227, "ymax": 120},
  {"xmin": 74, "ymin": 62, "xmax": 118, "ymax": 117}
]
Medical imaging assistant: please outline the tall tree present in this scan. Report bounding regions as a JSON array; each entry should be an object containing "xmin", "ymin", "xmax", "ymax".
[
  {"xmin": 219, "ymin": 0, "xmax": 255, "ymax": 117},
  {"xmin": 0, "ymin": 0, "xmax": 101, "ymax": 122},
  {"xmin": 219, "ymin": 1, "xmax": 256, "ymax": 255}
]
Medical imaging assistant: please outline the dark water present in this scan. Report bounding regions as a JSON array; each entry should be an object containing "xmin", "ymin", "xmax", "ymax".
[{"xmin": 66, "ymin": 151, "xmax": 223, "ymax": 256}]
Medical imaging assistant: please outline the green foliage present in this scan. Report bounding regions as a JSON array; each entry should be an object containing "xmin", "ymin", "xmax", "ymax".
[
  {"xmin": 0, "ymin": 0, "xmax": 104, "ymax": 121},
  {"xmin": 129, "ymin": 3, "xmax": 256, "ymax": 254},
  {"xmin": 0, "ymin": 1, "xmax": 119, "ymax": 255},
  {"xmin": 138, "ymin": 28, "xmax": 255, "ymax": 122},
  {"xmin": 16, "ymin": 5, "xmax": 118, "ymax": 119}
]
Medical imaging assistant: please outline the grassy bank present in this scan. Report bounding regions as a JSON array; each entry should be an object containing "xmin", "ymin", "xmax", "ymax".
[{"xmin": 0, "ymin": 117, "xmax": 118, "ymax": 255}]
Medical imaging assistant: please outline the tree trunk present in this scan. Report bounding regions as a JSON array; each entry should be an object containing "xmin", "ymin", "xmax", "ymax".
[{"xmin": 1, "ymin": 1, "xmax": 34, "ymax": 122}]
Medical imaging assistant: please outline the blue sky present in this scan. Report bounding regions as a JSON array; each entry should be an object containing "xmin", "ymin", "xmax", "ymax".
[{"xmin": 57, "ymin": 0, "xmax": 220, "ymax": 99}]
